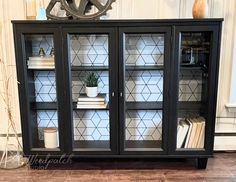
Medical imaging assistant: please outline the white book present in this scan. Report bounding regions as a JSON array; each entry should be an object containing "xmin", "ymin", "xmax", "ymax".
[
  {"xmin": 28, "ymin": 65, "xmax": 55, "ymax": 69},
  {"xmin": 177, "ymin": 120, "xmax": 190, "ymax": 148},
  {"xmin": 76, "ymin": 103, "xmax": 107, "ymax": 109},
  {"xmin": 27, "ymin": 61, "xmax": 54, "ymax": 66},
  {"xmin": 77, "ymin": 101, "xmax": 105, "ymax": 105},
  {"xmin": 29, "ymin": 56, "xmax": 54, "ymax": 62},
  {"xmin": 78, "ymin": 94, "xmax": 106, "ymax": 102}
]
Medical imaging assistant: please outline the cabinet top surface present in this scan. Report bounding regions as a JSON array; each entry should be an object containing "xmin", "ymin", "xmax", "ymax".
[{"xmin": 12, "ymin": 18, "xmax": 223, "ymax": 25}]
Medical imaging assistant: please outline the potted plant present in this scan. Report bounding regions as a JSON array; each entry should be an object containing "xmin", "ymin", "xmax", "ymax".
[{"xmin": 84, "ymin": 72, "xmax": 99, "ymax": 97}]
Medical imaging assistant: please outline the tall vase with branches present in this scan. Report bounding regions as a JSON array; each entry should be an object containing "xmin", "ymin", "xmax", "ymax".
[{"xmin": 0, "ymin": 23, "xmax": 27, "ymax": 169}]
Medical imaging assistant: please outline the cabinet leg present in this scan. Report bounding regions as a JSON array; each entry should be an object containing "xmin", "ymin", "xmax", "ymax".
[{"xmin": 197, "ymin": 158, "xmax": 208, "ymax": 169}]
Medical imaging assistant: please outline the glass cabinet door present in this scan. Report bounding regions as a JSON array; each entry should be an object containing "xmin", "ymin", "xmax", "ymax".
[
  {"xmin": 176, "ymin": 31, "xmax": 212, "ymax": 150},
  {"xmin": 120, "ymin": 28, "xmax": 171, "ymax": 153},
  {"xmin": 22, "ymin": 33, "xmax": 61, "ymax": 151},
  {"xmin": 66, "ymin": 29, "xmax": 118, "ymax": 153}
]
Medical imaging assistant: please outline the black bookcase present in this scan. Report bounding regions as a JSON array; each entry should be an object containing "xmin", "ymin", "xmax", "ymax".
[{"xmin": 12, "ymin": 19, "xmax": 223, "ymax": 169}]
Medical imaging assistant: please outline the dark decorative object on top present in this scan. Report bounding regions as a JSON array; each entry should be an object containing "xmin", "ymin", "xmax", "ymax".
[
  {"xmin": 46, "ymin": 0, "xmax": 116, "ymax": 20},
  {"xmin": 39, "ymin": 48, "xmax": 46, "ymax": 57}
]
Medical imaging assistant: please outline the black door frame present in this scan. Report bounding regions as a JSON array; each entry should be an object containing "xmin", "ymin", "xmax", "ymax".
[
  {"xmin": 61, "ymin": 27, "xmax": 119, "ymax": 155},
  {"xmin": 118, "ymin": 26, "xmax": 172, "ymax": 155},
  {"xmin": 169, "ymin": 25, "xmax": 221, "ymax": 156},
  {"xmin": 13, "ymin": 26, "xmax": 64, "ymax": 156}
]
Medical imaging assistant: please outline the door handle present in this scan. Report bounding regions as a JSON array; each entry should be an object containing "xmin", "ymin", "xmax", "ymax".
[{"xmin": 112, "ymin": 92, "xmax": 115, "ymax": 97}]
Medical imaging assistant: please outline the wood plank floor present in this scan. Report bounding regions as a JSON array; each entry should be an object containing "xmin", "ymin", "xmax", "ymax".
[{"xmin": 0, "ymin": 152, "xmax": 235, "ymax": 182}]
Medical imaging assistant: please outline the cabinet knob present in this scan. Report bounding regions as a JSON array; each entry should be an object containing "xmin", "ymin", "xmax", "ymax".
[
  {"xmin": 112, "ymin": 92, "xmax": 115, "ymax": 97},
  {"xmin": 120, "ymin": 92, "xmax": 123, "ymax": 97}
]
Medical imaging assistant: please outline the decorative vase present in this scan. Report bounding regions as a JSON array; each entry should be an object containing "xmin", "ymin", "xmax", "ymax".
[
  {"xmin": 86, "ymin": 87, "xmax": 98, "ymax": 97},
  {"xmin": 192, "ymin": 0, "xmax": 208, "ymax": 19}
]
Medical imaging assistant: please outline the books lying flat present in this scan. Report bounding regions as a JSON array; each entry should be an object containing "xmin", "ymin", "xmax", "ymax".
[
  {"xmin": 28, "ymin": 56, "xmax": 54, "ymax": 62},
  {"xmin": 27, "ymin": 56, "xmax": 55, "ymax": 69},
  {"xmin": 78, "ymin": 94, "xmax": 106, "ymax": 102},
  {"xmin": 28, "ymin": 65, "xmax": 55, "ymax": 69},
  {"xmin": 77, "ymin": 101, "xmax": 104, "ymax": 105},
  {"xmin": 177, "ymin": 117, "xmax": 205, "ymax": 149},
  {"xmin": 77, "ymin": 102, "xmax": 108, "ymax": 109}
]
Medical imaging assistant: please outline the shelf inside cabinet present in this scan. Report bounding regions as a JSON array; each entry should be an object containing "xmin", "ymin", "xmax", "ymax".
[
  {"xmin": 178, "ymin": 101, "xmax": 202, "ymax": 110},
  {"xmin": 126, "ymin": 102, "xmax": 163, "ymax": 110},
  {"xmin": 32, "ymin": 140, "xmax": 60, "ymax": 151},
  {"xmin": 27, "ymin": 68, "xmax": 55, "ymax": 71},
  {"xmin": 71, "ymin": 66, "xmax": 109, "ymax": 71},
  {"xmin": 126, "ymin": 65, "xmax": 164, "ymax": 71},
  {"xmin": 180, "ymin": 64, "xmax": 207, "ymax": 71},
  {"xmin": 31, "ymin": 102, "xmax": 58, "ymax": 110},
  {"xmin": 73, "ymin": 141, "xmax": 110, "ymax": 151},
  {"xmin": 125, "ymin": 140, "xmax": 162, "ymax": 151}
]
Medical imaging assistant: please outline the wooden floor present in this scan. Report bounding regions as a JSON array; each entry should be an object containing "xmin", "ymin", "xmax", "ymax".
[{"xmin": 0, "ymin": 153, "xmax": 236, "ymax": 182}]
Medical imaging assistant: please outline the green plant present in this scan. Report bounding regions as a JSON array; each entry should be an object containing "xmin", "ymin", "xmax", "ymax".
[{"xmin": 84, "ymin": 72, "xmax": 99, "ymax": 87}]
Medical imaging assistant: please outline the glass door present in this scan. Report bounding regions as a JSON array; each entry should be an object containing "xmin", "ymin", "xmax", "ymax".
[
  {"xmin": 64, "ymin": 28, "xmax": 118, "ymax": 154},
  {"xmin": 172, "ymin": 26, "xmax": 219, "ymax": 155},
  {"xmin": 19, "ymin": 29, "xmax": 63, "ymax": 154},
  {"xmin": 119, "ymin": 27, "xmax": 171, "ymax": 154}
]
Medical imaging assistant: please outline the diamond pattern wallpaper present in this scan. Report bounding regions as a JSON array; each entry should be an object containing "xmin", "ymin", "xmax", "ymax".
[
  {"xmin": 179, "ymin": 70, "xmax": 202, "ymax": 101},
  {"xmin": 69, "ymin": 34, "xmax": 109, "ymax": 66},
  {"xmin": 34, "ymin": 71, "xmax": 57, "ymax": 102},
  {"xmin": 73, "ymin": 111, "xmax": 110, "ymax": 141},
  {"xmin": 125, "ymin": 34, "xmax": 164, "ymax": 66},
  {"xmin": 30, "ymin": 35, "xmax": 54, "ymax": 56},
  {"xmin": 37, "ymin": 110, "xmax": 58, "ymax": 140},
  {"xmin": 126, "ymin": 70, "xmax": 163, "ymax": 102},
  {"xmin": 126, "ymin": 110, "xmax": 162, "ymax": 141}
]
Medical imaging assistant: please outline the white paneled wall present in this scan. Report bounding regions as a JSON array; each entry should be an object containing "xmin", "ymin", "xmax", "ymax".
[{"xmin": 0, "ymin": 0, "xmax": 236, "ymax": 150}]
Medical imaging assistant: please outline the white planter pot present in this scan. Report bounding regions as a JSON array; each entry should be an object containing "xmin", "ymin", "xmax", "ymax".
[{"xmin": 86, "ymin": 86, "xmax": 98, "ymax": 97}]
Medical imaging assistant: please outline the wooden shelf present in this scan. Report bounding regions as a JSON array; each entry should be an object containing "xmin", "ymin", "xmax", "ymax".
[
  {"xmin": 31, "ymin": 101, "xmax": 201, "ymax": 111},
  {"xmin": 126, "ymin": 102, "xmax": 163, "ymax": 110},
  {"xmin": 73, "ymin": 141, "xmax": 110, "ymax": 151},
  {"xmin": 71, "ymin": 66, "xmax": 109, "ymax": 71},
  {"xmin": 126, "ymin": 65, "xmax": 164, "ymax": 71},
  {"xmin": 31, "ymin": 102, "xmax": 57, "ymax": 110},
  {"xmin": 178, "ymin": 101, "xmax": 202, "ymax": 110},
  {"xmin": 27, "ymin": 68, "xmax": 55, "ymax": 71},
  {"xmin": 125, "ymin": 140, "xmax": 162, "ymax": 151}
]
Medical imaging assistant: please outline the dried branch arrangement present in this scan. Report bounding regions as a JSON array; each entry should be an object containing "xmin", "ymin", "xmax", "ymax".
[{"xmin": 0, "ymin": 24, "xmax": 27, "ymax": 169}]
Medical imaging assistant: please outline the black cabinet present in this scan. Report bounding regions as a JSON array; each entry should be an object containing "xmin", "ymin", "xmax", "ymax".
[{"xmin": 12, "ymin": 19, "xmax": 222, "ymax": 169}]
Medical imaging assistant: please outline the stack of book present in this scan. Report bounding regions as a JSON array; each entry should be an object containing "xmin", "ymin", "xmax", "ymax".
[
  {"xmin": 177, "ymin": 117, "xmax": 205, "ymax": 149},
  {"xmin": 77, "ymin": 93, "xmax": 107, "ymax": 109},
  {"xmin": 27, "ymin": 56, "xmax": 54, "ymax": 69}
]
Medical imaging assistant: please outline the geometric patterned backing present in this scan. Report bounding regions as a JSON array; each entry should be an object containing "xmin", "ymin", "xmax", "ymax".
[
  {"xmin": 73, "ymin": 111, "xmax": 109, "ymax": 141},
  {"xmin": 126, "ymin": 110, "xmax": 162, "ymax": 141},
  {"xmin": 125, "ymin": 34, "xmax": 164, "ymax": 66},
  {"xmin": 179, "ymin": 70, "xmax": 202, "ymax": 101},
  {"xmin": 34, "ymin": 71, "xmax": 57, "ymax": 102},
  {"xmin": 30, "ymin": 35, "xmax": 54, "ymax": 56},
  {"xmin": 126, "ymin": 70, "xmax": 163, "ymax": 102},
  {"xmin": 69, "ymin": 34, "xmax": 108, "ymax": 66},
  {"xmin": 37, "ymin": 110, "xmax": 58, "ymax": 140},
  {"xmin": 71, "ymin": 71, "xmax": 109, "ymax": 102}
]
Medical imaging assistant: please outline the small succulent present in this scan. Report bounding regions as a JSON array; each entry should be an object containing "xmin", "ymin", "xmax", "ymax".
[{"xmin": 84, "ymin": 72, "xmax": 98, "ymax": 87}]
